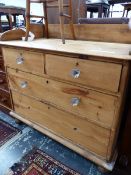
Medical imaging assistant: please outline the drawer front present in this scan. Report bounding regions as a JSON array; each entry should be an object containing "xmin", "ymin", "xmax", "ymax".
[
  {"xmin": 0, "ymin": 72, "xmax": 9, "ymax": 91},
  {"xmin": 12, "ymin": 90, "xmax": 110, "ymax": 158},
  {"xmin": 3, "ymin": 48, "xmax": 44, "ymax": 75},
  {"xmin": 8, "ymin": 68, "xmax": 118, "ymax": 128},
  {"xmin": 46, "ymin": 54, "xmax": 122, "ymax": 92},
  {"xmin": 0, "ymin": 59, "xmax": 5, "ymax": 72},
  {"xmin": 0, "ymin": 89, "xmax": 12, "ymax": 109}
]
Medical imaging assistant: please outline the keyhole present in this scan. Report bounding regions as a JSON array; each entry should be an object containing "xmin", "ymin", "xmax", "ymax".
[
  {"xmin": 76, "ymin": 62, "xmax": 79, "ymax": 66},
  {"xmin": 73, "ymin": 128, "xmax": 78, "ymax": 131}
]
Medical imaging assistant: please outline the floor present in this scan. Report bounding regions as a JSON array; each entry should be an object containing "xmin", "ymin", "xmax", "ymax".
[
  {"xmin": 0, "ymin": 111, "xmax": 103, "ymax": 175},
  {"xmin": 0, "ymin": 111, "xmax": 130, "ymax": 175}
]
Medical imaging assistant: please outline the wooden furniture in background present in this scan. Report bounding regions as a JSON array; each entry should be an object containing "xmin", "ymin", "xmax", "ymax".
[
  {"xmin": 25, "ymin": 0, "xmax": 75, "ymax": 44},
  {"xmin": 0, "ymin": 5, "xmax": 25, "ymax": 32},
  {"xmin": 86, "ymin": 2, "xmax": 110, "ymax": 18},
  {"xmin": 47, "ymin": 0, "xmax": 87, "ymax": 24},
  {"xmin": 47, "ymin": 24, "xmax": 131, "ymax": 43}
]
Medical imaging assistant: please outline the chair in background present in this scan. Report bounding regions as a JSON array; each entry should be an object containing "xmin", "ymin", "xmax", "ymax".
[
  {"xmin": 25, "ymin": 0, "xmax": 75, "ymax": 44},
  {"xmin": 0, "ymin": 4, "xmax": 25, "ymax": 32}
]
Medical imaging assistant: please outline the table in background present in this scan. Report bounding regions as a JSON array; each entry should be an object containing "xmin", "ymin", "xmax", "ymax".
[{"xmin": 86, "ymin": 2, "xmax": 110, "ymax": 18}]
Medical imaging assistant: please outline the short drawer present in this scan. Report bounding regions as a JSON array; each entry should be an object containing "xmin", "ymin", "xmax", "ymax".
[
  {"xmin": 46, "ymin": 54, "xmax": 122, "ymax": 92},
  {"xmin": 8, "ymin": 68, "xmax": 119, "ymax": 129},
  {"xmin": 12, "ymin": 90, "xmax": 111, "ymax": 159},
  {"xmin": 2, "ymin": 48, "xmax": 44, "ymax": 75},
  {"xmin": 0, "ymin": 89, "xmax": 12, "ymax": 109},
  {"xmin": 0, "ymin": 72, "xmax": 9, "ymax": 91}
]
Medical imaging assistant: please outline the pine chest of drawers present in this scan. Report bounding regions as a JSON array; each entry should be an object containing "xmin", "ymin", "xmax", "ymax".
[{"xmin": 1, "ymin": 39, "xmax": 131, "ymax": 171}]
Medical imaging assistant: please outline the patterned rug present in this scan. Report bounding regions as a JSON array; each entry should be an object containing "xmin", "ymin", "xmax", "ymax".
[
  {"xmin": 9, "ymin": 148, "xmax": 81, "ymax": 175},
  {"xmin": 0, "ymin": 119, "xmax": 20, "ymax": 147}
]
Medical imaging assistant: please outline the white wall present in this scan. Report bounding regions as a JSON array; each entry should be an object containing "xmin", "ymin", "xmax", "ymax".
[
  {"xmin": 0, "ymin": 0, "xmax": 43, "ymax": 15},
  {"xmin": 0, "ymin": 0, "xmax": 131, "ymax": 19},
  {"xmin": 0, "ymin": 0, "xmax": 26, "ymax": 7}
]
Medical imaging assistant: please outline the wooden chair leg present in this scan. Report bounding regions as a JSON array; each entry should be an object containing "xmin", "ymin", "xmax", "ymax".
[
  {"xmin": 7, "ymin": 14, "xmax": 13, "ymax": 30},
  {"xmin": 68, "ymin": 0, "xmax": 75, "ymax": 40},
  {"xmin": 43, "ymin": 1, "xmax": 48, "ymax": 38},
  {"xmin": 0, "ymin": 15, "xmax": 2, "ymax": 33},
  {"xmin": 25, "ymin": 0, "xmax": 30, "ymax": 41},
  {"xmin": 58, "ymin": 0, "xmax": 65, "ymax": 44},
  {"xmin": 13, "ymin": 15, "xmax": 17, "ymax": 27},
  {"xmin": 126, "ymin": 9, "xmax": 129, "ymax": 17},
  {"xmin": 123, "ymin": 8, "xmax": 125, "ymax": 17}
]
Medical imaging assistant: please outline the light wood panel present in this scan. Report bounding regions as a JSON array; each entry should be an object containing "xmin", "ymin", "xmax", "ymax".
[
  {"xmin": 30, "ymin": 23, "xmax": 44, "ymax": 38},
  {"xmin": 8, "ymin": 68, "xmax": 119, "ymax": 129},
  {"xmin": 48, "ymin": 24, "xmax": 131, "ymax": 44},
  {"xmin": 46, "ymin": 54, "xmax": 122, "ymax": 92},
  {"xmin": 3, "ymin": 48, "xmax": 44, "ymax": 75},
  {"xmin": 0, "ymin": 28, "xmax": 26, "ymax": 41},
  {"xmin": 1, "ymin": 39, "xmax": 131, "ymax": 60},
  {"xmin": 12, "ymin": 90, "xmax": 110, "ymax": 159}
]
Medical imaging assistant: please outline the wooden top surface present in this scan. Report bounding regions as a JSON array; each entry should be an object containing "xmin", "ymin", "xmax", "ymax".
[{"xmin": 0, "ymin": 39, "xmax": 131, "ymax": 60}]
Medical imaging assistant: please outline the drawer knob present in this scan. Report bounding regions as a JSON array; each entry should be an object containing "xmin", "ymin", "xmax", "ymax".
[
  {"xmin": 71, "ymin": 69, "xmax": 80, "ymax": 78},
  {"xmin": 71, "ymin": 97, "xmax": 80, "ymax": 106},
  {"xmin": 16, "ymin": 57, "xmax": 24, "ymax": 65},
  {"xmin": 20, "ymin": 81, "xmax": 28, "ymax": 88}
]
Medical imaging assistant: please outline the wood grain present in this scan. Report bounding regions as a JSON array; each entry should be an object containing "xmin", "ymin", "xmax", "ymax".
[
  {"xmin": 3, "ymin": 48, "xmax": 45, "ymax": 75},
  {"xmin": 0, "ymin": 28, "xmax": 26, "ymax": 41},
  {"xmin": 7, "ymin": 68, "xmax": 119, "ymax": 129},
  {"xmin": 1, "ymin": 39, "xmax": 131, "ymax": 60},
  {"xmin": 46, "ymin": 54, "xmax": 122, "ymax": 92},
  {"xmin": 12, "ymin": 90, "xmax": 110, "ymax": 159},
  {"xmin": 30, "ymin": 23, "xmax": 44, "ymax": 38},
  {"xmin": 48, "ymin": 24, "xmax": 131, "ymax": 44}
]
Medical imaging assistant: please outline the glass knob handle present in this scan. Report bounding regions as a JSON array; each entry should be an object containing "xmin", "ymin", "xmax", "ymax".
[
  {"xmin": 71, "ymin": 69, "xmax": 80, "ymax": 78},
  {"xmin": 20, "ymin": 81, "xmax": 28, "ymax": 89},
  {"xmin": 71, "ymin": 97, "xmax": 80, "ymax": 107},
  {"xmin": 16, "ymin": 57, "xmax": 24, "ymax": 65}
]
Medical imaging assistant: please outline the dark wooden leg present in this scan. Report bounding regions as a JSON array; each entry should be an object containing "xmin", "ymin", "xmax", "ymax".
[
  {"xmin": 13, "ymin": 15, "xmax": 17, "ymax": 27},
  {"xmin": 6, "ymin": 14, "xmax": 13, "ymax": 30},
  {"xmin": 126, "ymin": 9, "xmax": 129, "ymax": 17},
  {"xmin": 90, "ymin": 12, "xmax": 93, "ymax": 18},
  {"xmin": 43, "ymin": 1, "xmax": 48, "ymax": 38},
  {"xmin": 123, "ymin": 8, "xmax": 125, "ymax": 17},
  {"xmin": 0, "ymin": 15, "xmax": 2, "ymax": 32},
  {"xmin": 111, "ymin": 5, "xmax": 114, "ymax": 17},
  {"xmin": 98, "ymin": 5, "xmax": 102, "ymax": 18}
]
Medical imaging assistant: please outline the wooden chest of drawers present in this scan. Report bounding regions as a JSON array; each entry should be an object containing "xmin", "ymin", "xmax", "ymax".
[{"xmin": 1, "ymin": 39, "xmax": 131, "ymax": 171}]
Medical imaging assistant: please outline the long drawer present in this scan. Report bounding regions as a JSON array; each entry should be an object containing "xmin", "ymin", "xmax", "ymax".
[
  {"xmin": 2, "ymin": 48, "xmax": 44, "ymax": 75},
  {"xmin": 46, "ymin": 54, "xmax": 122, "ymax": 92},
  {"xmin": 12, "ymin": 90, "xmax": 111, "ymax": 159},
  {"xmin": 8, "ymin": 68, "xmax": 119, "ymax": 129}
]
